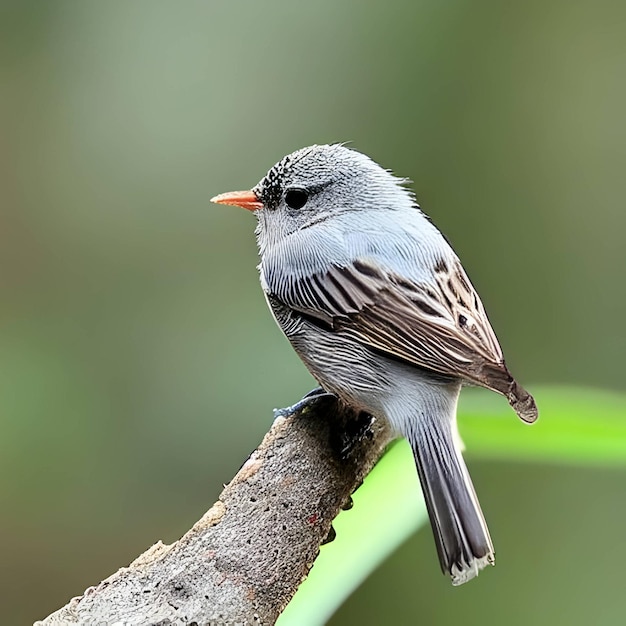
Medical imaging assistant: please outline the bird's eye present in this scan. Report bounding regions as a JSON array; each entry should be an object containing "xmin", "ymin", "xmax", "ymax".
[{"xmin": 285, "ymin": 188, "xmax": 308, "ymax": 210}]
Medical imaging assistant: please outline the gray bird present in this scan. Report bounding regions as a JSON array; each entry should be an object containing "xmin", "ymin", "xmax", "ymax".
[{"xmin": 212, "ymin": 144, "xmax": 537, "ymax": 585}]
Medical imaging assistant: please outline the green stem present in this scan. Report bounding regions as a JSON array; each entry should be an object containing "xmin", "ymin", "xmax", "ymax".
[{"xmin": 277, "ymin": 386, "xmax": 626, "ymax": 625}]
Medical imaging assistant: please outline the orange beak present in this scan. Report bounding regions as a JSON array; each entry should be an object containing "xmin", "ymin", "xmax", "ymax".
[{"xmin": 210, "ymin": 190, "xmax": 263, "ymax": 212}]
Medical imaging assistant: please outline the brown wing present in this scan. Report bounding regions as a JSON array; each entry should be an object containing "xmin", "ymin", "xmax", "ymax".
[{"xmin": 271, "ymin": 257, "xmax": 537, "ymax": 423}]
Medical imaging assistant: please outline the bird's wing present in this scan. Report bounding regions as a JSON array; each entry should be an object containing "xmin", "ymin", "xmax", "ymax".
[{"xmin": 267, "ymin": 256, "xmax": 537, "ymax": 422}]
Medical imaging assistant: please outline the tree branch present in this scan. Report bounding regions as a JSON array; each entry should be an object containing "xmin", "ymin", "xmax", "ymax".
[{"xmin": 36, "ymin": 394, "xmax": 393, "ymax": 626}]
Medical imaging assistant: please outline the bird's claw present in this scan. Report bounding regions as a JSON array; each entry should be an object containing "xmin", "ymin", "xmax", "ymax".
[{"xmin": 273, "ymin": 387, "xmax": 336, "ymax": 419}]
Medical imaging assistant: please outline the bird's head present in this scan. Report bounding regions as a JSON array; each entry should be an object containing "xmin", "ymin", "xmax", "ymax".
[{"xmin": 211, "ymin": 144, "xmax": 417, "ymax": 250}]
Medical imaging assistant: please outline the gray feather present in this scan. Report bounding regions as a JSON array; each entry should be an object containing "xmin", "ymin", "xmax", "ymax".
[{"xmin": 230, "ymin": 144, "xmax": 539, "ymax": 584}]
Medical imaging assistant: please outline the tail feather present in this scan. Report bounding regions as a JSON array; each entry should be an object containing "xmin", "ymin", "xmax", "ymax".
[{"xmin": 410, "ymin": 419, "xmax": 494, "ymax": 585}]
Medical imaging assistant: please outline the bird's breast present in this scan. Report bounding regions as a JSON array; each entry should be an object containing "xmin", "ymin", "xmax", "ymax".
[{"xmin": 259, "ymin": 210, "xmax": 455, "ymax": 296}]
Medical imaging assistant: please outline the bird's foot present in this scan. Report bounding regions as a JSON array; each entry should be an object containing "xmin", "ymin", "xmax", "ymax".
[
  {"xmin": 336, "ymin": 410, "xmax": 376, "ymax": 462},
  {"xmin": 273, "ymin": 386, "xmax": 337, "ymax": 419}
]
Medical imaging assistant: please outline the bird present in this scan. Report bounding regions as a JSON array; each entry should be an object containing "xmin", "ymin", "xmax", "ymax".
[{"xmin": 211, "ymin": 144, "xmax": 537, "ymax": 585}]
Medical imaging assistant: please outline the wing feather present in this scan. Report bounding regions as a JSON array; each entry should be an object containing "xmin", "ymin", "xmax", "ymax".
[
  {"xmin": 271, "ymin": 257, "xmax": 511, "ymax": 392},
  {"xmin": 268, "ymin": 255, "xmax": 538, "ymax": 422}
]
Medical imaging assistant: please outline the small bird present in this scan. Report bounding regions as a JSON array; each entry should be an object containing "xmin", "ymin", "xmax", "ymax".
[{"xmin": 212, "ymin": 144, "xmax": 537, "ymax": 585}]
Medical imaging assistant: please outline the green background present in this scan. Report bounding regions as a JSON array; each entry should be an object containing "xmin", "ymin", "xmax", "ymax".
[{"xmin": 1, "ymin": 1, "xmax": 625, "ymax": 624}]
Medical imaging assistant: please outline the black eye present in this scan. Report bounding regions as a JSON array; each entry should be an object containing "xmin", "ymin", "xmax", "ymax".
[{"xmin": 285, "ymin": 188, "xmax": 308, "ymax": 210}]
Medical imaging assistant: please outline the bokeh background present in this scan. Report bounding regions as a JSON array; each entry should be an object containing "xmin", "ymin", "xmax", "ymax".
[{"xmin": 1, "ymin": 1, "xmax": 625, "ymax": 624}]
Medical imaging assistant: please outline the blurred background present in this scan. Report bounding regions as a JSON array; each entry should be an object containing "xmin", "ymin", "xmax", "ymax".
[{"xmin": 1, "ymin": 0, "xmax": 625, "ymax": 623}]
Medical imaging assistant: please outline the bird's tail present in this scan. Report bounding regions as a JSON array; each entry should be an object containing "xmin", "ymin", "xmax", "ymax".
[{"xmin": 409, "ymin": 417, "xmax": 494, "ymax": 585}]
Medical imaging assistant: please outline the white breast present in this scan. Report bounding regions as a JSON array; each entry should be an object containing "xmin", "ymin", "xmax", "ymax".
[{"xmin": 260, "ymin": 206, "xmax": 457, "ymax": 295}]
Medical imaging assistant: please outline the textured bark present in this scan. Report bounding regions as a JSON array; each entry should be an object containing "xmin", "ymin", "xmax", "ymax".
[{"xmin": 36, "ymin": 394, "xmax": 393, "ymax": 626}]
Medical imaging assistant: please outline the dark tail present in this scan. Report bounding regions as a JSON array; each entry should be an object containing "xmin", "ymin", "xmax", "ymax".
[{"xmin": 410, "ymin": 418, "xmax": 494, "ymax": 585}]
